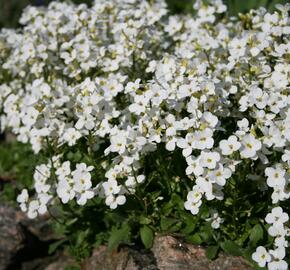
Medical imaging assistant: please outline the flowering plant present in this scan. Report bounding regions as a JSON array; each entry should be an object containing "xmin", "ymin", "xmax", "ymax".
[{"xmin": 0, "ymin": 0, "xmax": 289, "ymax": 268}]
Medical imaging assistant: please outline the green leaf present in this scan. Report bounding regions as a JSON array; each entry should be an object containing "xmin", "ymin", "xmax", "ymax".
[
  {"xmin": 186, "ymin": 234, "xmax": 203, "ymax": 245},
  {"xmin": 48, "ymin": 239, "xmax": 67, "ymax": 255},
  {"xmin": 169, "ymin": 222, "xmax": 182, "ymax": 232},
  {"xmin": 66, "ymin": 217, "xmax": 78, "ymax": 226},
  {"xmin": 108, "ymin": 224, "xmax": 131, "ymax": 251},
  {"xmin": 76, "ymin": 229, "xmax": 89, "ymax": 245},
  {"xmin": 64, "ymin": 266, "xmax": 80, "ymax": 270},
  {"xmin": 160, "ymin": 217, "xmax": 177, "ymax": 231},
  {"xmin": 220, "ymin": 240, "xmax": 242, "ymax": 256},
  {"xmin": 162, "ymin": 201, "xmax": 174, "ymax": 215},
  {"xmin": 171, "ymin": 194, "xmax": 184, "ymax": 210},
  {"xmin": 181, "ymin": 213, "xmax": 197, "ymax": 235},
  {"xmin": 139, "ymin": 216, "xmax": 151, "ymax": 225},
  {"xmin": 249, "ymin": 224, "xmax": 263, "ymax": 245},
  {"xmin": 182, "ymin": 221, "xmax": 196, "ymax": 235},
  {"xmin": 200, "ymin": 224, "xmax": 213, "ymax": 242},
  {"xmin": 140, "ymin": 226, "xmax": 154, "ymax": 249},
  {"xmin": 206, "ymin": 245, "xmax": 219, "ymax": 260}
]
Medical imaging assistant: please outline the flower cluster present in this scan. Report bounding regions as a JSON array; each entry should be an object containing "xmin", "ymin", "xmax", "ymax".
[
  {"xmin": 0, "ymin": 0, "xmax": 289, "ymax": 268},
  {"xmin": 252, "ymin": 207, "xmax": 289, "ymax": 270}
]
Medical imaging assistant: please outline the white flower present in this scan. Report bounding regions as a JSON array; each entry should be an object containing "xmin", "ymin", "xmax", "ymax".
[
  {"xmin": 186, "ymin": 187, "xmax": 203, "ymax": 203},
  {"xmin": 268, "ymin": 222, "xmax": 287, "ymax": 238},
  {"xmin": 177, "ymin": 133, "xmax": 195, "ymax": 157},
  {"xmin": 27, "ymin": 200, "xmax": 40, "ymax": 219},
  {"xmin": 252, "ymin": 246, "xmax": 271, "ymax": 267},
  {"xmin": 105, "ymin": 195, "xmax": 126, "ymax": 209},
  {"xmin": 208, "ymin": 164, "xmax": 232, "ymax": 186},
  {"xmin": 281, "ymin": 149, "xmax": 290, "ymax": 163},
  {"xmin": 55, "ymin": 161, "xmax": 71, "ymax": 180},
  {"xmin": 201, "ymin": 112, "xmax": 218, "ymax": 129},
  {"xmin": 76, "ymin": 190, "xmax": 94, "ymax": 205},
  {"xmin": 17, "ymin": 189, "xmax": 29, "ymax": 212},
  {"xmin": 125, "ymin": 79, "xmax": 141, "ymax": 94},
  {"xmin": 184, "ymin": 197, "xmax": 202, "ymax": 215},
  {"xmin": 103, "ymin": 179, "xmax": 121, "ymax": 196},
  {"xmin": 185, "ymin": 156, "xmax": 204, "ymax": 176},
  {"xmin": 240, "ymin": 134, "xmax": 261, "ymax": 158},
  {"xmin": 109, "ymin": 132, "xmax": 127, "ymax": 154},
  {"xmin": 196, "ymin": 177, "xmax": 212, "ymax": 195},
  {"xmin": 268, "ymin": 248, "xmax": 288, "ymax": 270},
  {"xmin": 219, "ymin": 135, "xmax": 241, "ymax": 156},
  {"xmin": 57, "ymin": 178, "xmax": 75, "ymax": 204},
  {"xmin": 265, "ymin": 207, "xmax": 289, "ymax": 225},
  {"xmin": 199, "ymin": 151, "xmax": 220, "ymax": 169},
  {"xmin": 22, "ymin": 107, "xmax": 39, "ymax": 127},
  {"xmin": 177, "ymin": 128, "xmax": 214, "ymax": 157},
  {"xmin": 69, "ymin": 163, "xmax": 95, "ymax": 205},
  {"xmin": 63, "ymin": 128, "xmax": 82, "ymax": 146},
  {"xmin": 164, "ymin": 16, "xmax": 183, "ymax": 35},
  {"xmin": 206, "ymin": 211, "xmax": 223, "ymax": 229},
  {"xmin": 194, "ymin": 128, "xmax": 215, "ymax": 150},
  {"xmin": 265, "ymin": 167, "xmax": 286, "ymax": 188},
  {"xmin": 268, "ymin": 260, "xmax": 288, "ymax": 270}
]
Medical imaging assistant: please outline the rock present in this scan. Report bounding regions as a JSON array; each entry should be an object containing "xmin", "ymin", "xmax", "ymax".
[
  {"xmin": 83, "ymin": 235, "xmax": 251, "ymax": 270},
  {"xmin": 0, "ymin": 203, "xmax": 60, "ymax": 270},
  {"xmin": 45, "ymin": 260, "xmax": 70, "ymax": 270},
  {"xmin": 43, "ymin": 251, "xmax": 76, "ymax": 270},
  {"xmin": 45, "ymin": 256, "xmax": 76, "ymax": 270},
  {"xmin": 0, "ymin": 204, "xmax": 26, "ymax": 270},
  {"xmin": 4, "ymin": 132, "xmax": 16, "ymax": 143},
  {"xmin": 152, "ymin": 235, "xmax": 251, "ymax": 270},
  {"xmin": 20, "ymin": 213, "xmax": 55, "ymax": 242},
  {"xmin": 82, "ymin": 246, "xmax": 156, "ymax": 270},
  {"xmin": 17, "ymin": 251, "xmax": 76, "ymax": 270}
]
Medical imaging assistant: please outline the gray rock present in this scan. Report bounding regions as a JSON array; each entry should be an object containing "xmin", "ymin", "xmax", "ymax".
[
  {"xmin": 82, "ymin": 245, "xmax": 156, "ymax": 270},
  {"xmin": 0, "ymin": 204, "xmax": 26, "ymax": 270},
  {"xmin": 0, "ymin": 204, "xmax": 60, "ymax": 270},
  {"xmin": 152, "ymin": 235, "xmax": 251, "ymax": 270},
  {"xmin": 82, "ymin": 235, "xmax": 252, "ymax": 270}
]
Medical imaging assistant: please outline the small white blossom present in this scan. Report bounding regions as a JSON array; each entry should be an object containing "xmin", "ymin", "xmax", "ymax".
[
  {"xmin": 252, "ymin": 246, "xmax": 271, "ymax": 268},
  {"xmin": 240, "ymin": 134, "xmax": 261, "ymax": 158}
]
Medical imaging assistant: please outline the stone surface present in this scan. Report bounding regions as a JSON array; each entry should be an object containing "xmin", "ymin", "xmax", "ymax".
[
  {"xmin": 0, "ymin": 204, "xmax": 26, "ymax": 270},
  {"xmin": 17, "ymin": 251, "xmax": 75, "ymax": 270},
  {"xmin": 0, "ymin": 204, "xmax": 65, "ymax": 270},
  {"xmin": 152, "ymin": 235, "xmax": 251, "ymax": 270},
  {"xmin": 82, "ymin": 235, "xmax": 251, "ymax": 270},
  {"xmin": 43, "ymin": 252, "xmax": 76, "ymax": 270},
  {"xmin": 82, "ymin": 246, "xmax": 156, "ymax": 270}
]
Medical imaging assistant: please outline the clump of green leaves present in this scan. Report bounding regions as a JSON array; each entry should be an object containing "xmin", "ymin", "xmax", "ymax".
[{"xmin": 0, "ymin": 140, "xmax": 45, "ymax": 203}]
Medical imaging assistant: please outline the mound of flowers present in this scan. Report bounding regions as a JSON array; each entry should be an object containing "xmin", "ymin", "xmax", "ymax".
[{"xmin": 0, "ymin": 0, "xmax": 289, "ymax": 268}]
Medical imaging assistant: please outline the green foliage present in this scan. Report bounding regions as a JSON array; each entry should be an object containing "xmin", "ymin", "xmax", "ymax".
[
  {"xmin": 220, "ymin": 240, "xmax": 243, "ymax": 256},
  {"xmin": 108, "ymin": 223, "xmax": 131, "ymax": 251},
  {"xmin": 140, "ymin": 226, "xmax": 154, "ymax": 249},
  {"xmin": 64, "ymin": 267, "xmax": 80, "ymax": 270},
  {"xmin": 249, "ymin": 224, "xmax": 264, "ymax": 247},
  {"xmin": 206, "ymin": 245, "xmax": 219, "ymax": 260},
  {"xmin": 224, "ymin": 0, "xmax": 289, "ymax": 15},
  {"xmin": 0, "ymin": 140, "xmax": 44, "ymax": 202},
  {"xmin": 1, "ymin": 138, "xmax": 287, "ymax": 266},
  {"xmin": 48, "ymin": 239, "xmax": 68, "ymax": 255},
  {"xmin": 166, "ymin": 0, "xmax": 289, "ymax": 15}
]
